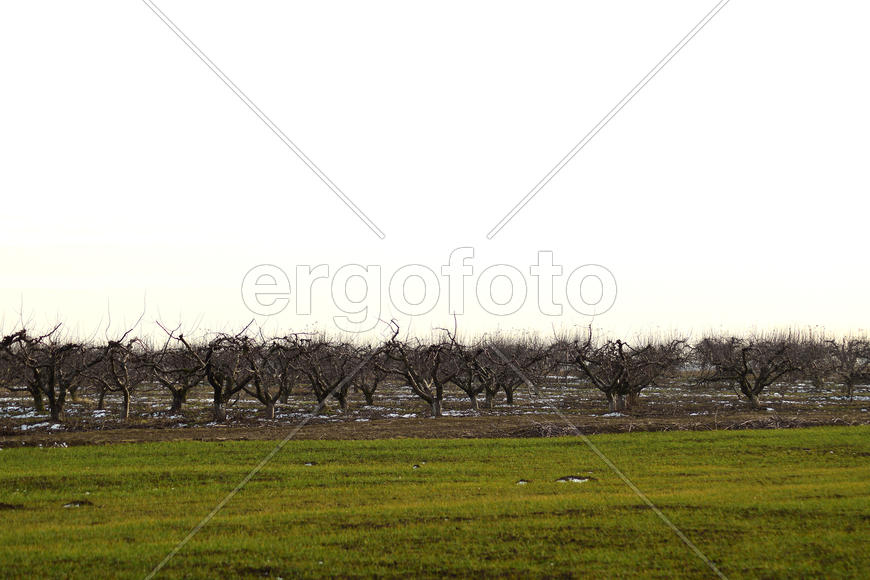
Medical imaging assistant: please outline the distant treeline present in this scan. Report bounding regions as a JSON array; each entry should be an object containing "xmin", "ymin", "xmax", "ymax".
[{"xmin": 1, "ymin": 324, "xmax": 867, "ymax": 422}]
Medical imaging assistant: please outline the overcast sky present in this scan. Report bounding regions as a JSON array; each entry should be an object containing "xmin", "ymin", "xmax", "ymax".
[{"xmin": 1, "ymin": 1, "xmax": 868, "ymax": 341}]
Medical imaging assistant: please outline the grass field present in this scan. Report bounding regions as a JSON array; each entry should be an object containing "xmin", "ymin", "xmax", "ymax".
[{"xmin": 0, "ymin": 426, "xmax": 868, "ymax": 578}]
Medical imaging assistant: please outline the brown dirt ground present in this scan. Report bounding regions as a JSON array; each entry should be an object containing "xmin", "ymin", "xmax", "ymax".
[
  {"xmin": 2, "ymin": 409, "xmax": 867, "ymax": 448},
  {"xmin": 2, "ymin": 381, "xmax": 867, "ymax": 447}
]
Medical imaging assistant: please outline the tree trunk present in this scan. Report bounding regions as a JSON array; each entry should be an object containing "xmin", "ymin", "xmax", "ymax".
[
  {"xmin": 120, "ymin": 390, "xmax": 130, "ymax": 420},
  {"xmin": 469, "ymin": 393, "xmax": 479, "ymax": 411},
  {"xmin": 30, "ymin": 389, "xmax": 44, "ymax": 413},
  {"xmin": 363, "ymin": 391, "xmax": 374, "ymax": 406},
  {"xmin": 97, "ymin": 388, "xmax": 107, "ymax": 410},
  {"xmin": 741, "ymin": 379, "xmax": 763, "ymax": 408},
  {"xmin": 746, "ymin": 392, "xmax": 761, "ymax": 408},
  {"xmin": 605, "ymin": 392, "xmax": 623, "ymax": 413},
  {"xmin": 504, "ymin": 387, "xmax": 514, "ymax": 405},
  {"xmin": 430, "ymin": 398, "xmax": 442, "ymax": 418},
  {"xmin": 264, "ymin": 401, "xmax": 276, "ymax": 419},
  {"xmin": 336, "ymin": 394, "xmax": 349, "ymax": 414},
  {"xmin": 49, "ymin": 401, "xmax": 64, "ymax": 422},
  {"xmin": 169, "ymin": 390, "xmax": 186, "ymax": 413},
  {"xmin": 484, "ymin": 390, "xmax": 495, "ymax": 409},
  {"xmin": 213, "ymin": 400, "xmax": 227, "ymax": 422},
  {"xmin": 48, "ymin": 388, "xmax": 66, "ymax": 423}
]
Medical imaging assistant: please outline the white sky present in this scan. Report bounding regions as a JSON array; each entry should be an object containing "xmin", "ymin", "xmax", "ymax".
[{"xmin": 1, "ymin": 1, "xmax": 868, "ymax": 341}]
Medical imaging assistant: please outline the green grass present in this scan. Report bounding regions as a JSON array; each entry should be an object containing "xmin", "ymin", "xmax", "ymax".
[{"xmin": 0, "ymin": 426, "xmax": 868, "ymax": 579}]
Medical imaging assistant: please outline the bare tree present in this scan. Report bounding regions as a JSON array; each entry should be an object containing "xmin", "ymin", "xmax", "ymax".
[
  {"xmin": 796, "ymin": 334, "xmax": 834, "ymax": 391},
  {"xmin": 292, "ymin": 336, "xmax": 362, "ymax": 413},
  {"xmin": 351, "ymin": 346, "xmax": 391, "ymax": 406},
  {"xmin": 439, "ymin": 328, "xmax": 487, "ymax": 411},
  {"xmin": 175, "ymin": 331, "xmax": 255, "ymax": 422},
  {"xmin": 476, "ymin": 336, "xmax": 553, "ymax": 408},
  {"xmin": 85, "ymin": 335, "xmax": 147, "ymax": 420},
  {"xmin": 0, "ymin": 330, "xmax": 39, "ymax": 411},
  {"xmin": 0, "ymin": 337, "xmax": 13, "ymax": 393},
  {"xmin": 386, "ymin": 335, "xmax": 457, "ymax": 418},
  {"xmin": 146, "ymin": 336, "xmax": 206, "ymax": 414},
  {"xmin": 242, "ymin": 337, "xmax": 305, "ymax": 419},
  {"xmin": 10, "ymin": 326, "xmax": 103, "ymax": 422},
  {"xmin": 695, "ymin": 332, "xmax": 802, "ymax": 408},
  {"xmin": 449, "ymin": 343, "xmax": 486, "ymax": 411},
  {"xmin": 568, "ymin": 329, "xmax": 685, "ymax": 412},
  {"xmin": 824, "ymin": 337, "xmax": 870, "ymax": 400}
]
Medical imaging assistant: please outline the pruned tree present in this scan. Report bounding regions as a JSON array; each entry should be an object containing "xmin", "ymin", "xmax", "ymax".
[
  {"xmin": 796, "ymin": 334, "xmax": 834, "ymax": 391},
  {"xmin": 242, "ymin": 336, "xmax": 305, "ymax": 419},
  {"xmin": 439, "ymin": 328, "xmax": 487, "ymax": 411},
  {"xmin": 10, "ymin": 326, "xmax": 103, "ymax": 422},
  {"xmin": 386, "ymin": 335, "xmax": 457, "ymax": 418},
  {"xmin": 0, "ymin": 340, "xmax": 13, "ymax": 393},
  {"xmin": 824, "ymin": 337, "xmax": 870, "ymax": 400},
  {"xmin": 0, "ymin": 330, "xmax": 36, "ymax": 410},
  {"xmin": 85, "ymin": 335, "xmax": 148, "ymax": 420},
  {"xmin": 146, "ymin": 334, "xmax": 206, "ymax": 414},
  {"xmin": 477, "ymin": 336, "xmax": 554, "ymax": 408},
  {"xmin": 449, "ymin": 343, "xmax": 486, "ymax": 411},
  {"xmin": 695, "ymin": 333, "xmax": 802, "ymax": 408},
  {"xmin": 568, "ymin": 329, "xmax": 685, "ymax": 412},
  {"xmin": 292, "ymin": 336, "xmax": 362, "ymax": 413},
  {"xmin": 351, "ymin": 346, "xmax": 391, "ymax": 406},
  {"xmin": 175, "ymin": 331, "xmax": 255, "ymax": 422}
]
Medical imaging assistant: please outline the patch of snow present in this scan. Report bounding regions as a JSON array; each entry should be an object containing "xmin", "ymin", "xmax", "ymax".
[
  {"xmin": 19, "ymin": 422, "xmax": 51, "ymax": 431},
  {"xmin": 17, "ymin": 410, "xmax": 45, "ymax": 419},
  {"xmin": 62, "ymin": 500, "xmax": 92, "ymax": 508}
]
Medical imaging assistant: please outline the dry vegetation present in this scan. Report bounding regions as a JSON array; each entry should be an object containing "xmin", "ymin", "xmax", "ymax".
[{"xmin": 1, "ymin": 324, "xmax": 868, "ymax": 446}]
